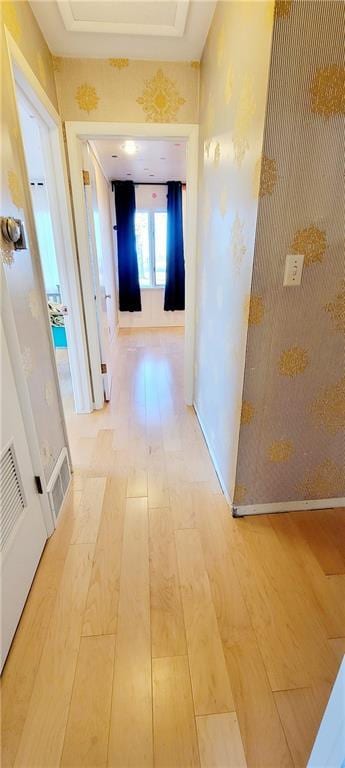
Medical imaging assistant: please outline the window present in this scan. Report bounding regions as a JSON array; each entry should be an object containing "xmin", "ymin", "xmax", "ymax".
[{"xmin": 135, "ymin": 210, "xmax": 167, "ymax": 287}]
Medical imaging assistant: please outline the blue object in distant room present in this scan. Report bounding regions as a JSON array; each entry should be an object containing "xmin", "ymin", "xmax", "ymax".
[{"xmin": 51, "ymin": 325, "xmax": 67, "ymax": 348}]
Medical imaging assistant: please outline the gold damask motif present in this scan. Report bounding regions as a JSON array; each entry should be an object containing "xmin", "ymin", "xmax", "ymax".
[
  {"xmin": 291, "ymin": 225, "xmax": 326, "ymax": 266},
  {"xmin": 278, "ymin": 346, "xmax": 309, "ymax": 377},
  {"xmin": 253, "ymin": 155, "xmax": 277, "ymax": 198},
  {"xmin": 299, "ymin": 459, "xmax": 345, "ymax": 499},
  {"xmin": 52, "ymin": 56, "xmax": 62, "ymax": 73},
  {"xmin": 7, "ymin": 170, "xmax": 23, "ymax": 208},
  {"xmin": 232, "ymin": 74, "xmax": 256, "ymax": 166},
  {"xmin": 75, "ymin": 83, "xmax": 99, "ymax": 113},
  {"xmin": 233, "ymin": 484, "xmax": 247, "ymax": 505},
  {"xmin": 268, "ymin": 440, "xmax": 294, "ymax": 462},
  {"xmin": 28, "ymin": 290, "xmax": 41, "ymax": 320},
  {"xmin": 310, "ymin": 65, "xmax": 345, "ymax": 117},
  {"xmin": 231, "ymin": 214, "xmax": 247, "ymax": 270},
  {"xmin": 1, "ymin": 246, "xmax": 14, "ymax": 266},
  {"xmin": 204, "ymin": 139, "xmax": 211, "ymax": 161},
  {"xmin": 309, "ymin": 377, "xmax": 345, "ymax": 435},
  {"xmin": 137, "ymin": 69, "xmax": 186, "ymax": 123},
  {"xmin": 324, "ymin": 281, "xmax": 345, "ymax": 332},
  {"xmin": 241, "ymin": 400, "xmax": 255, "ymax": 425},
  {"xmin": 190, "ymin": 61, "xmax": 200, "ymax": 70},
  {"xmin": 3, "ymin": 2, "xmax": 21, "ymax": 42},
  {"xmin": 274, "ymin": 0, "xmax": 292, "ymax": 19},
  {"xmin": 108, "ymin": 58, "xmax": 129, "ymax": 70},
  {"xmin": 247, "ymin": 295, "xmax": 264, "ymax": 326}
]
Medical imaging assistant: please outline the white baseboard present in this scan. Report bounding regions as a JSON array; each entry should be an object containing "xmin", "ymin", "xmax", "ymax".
[
  {"xmin": 234, "ymin": 497, "xmax": 345, "ymax": 517},
  {"xmin": 193, "ymin": 402, "xmax": 231, "ymax": 506},
  {"xmin": 193, "ymin": 404, "xmax": 345, "ymax": 518}
]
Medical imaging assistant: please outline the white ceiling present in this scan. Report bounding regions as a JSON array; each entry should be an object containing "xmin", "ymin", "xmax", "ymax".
[
  {"xmin": 29, "ymin": 0, "xmax": 216, "ymax": 60},
  {"xmin": 90, "ymin": 137, "xmax": 186, "ymax": 183}
]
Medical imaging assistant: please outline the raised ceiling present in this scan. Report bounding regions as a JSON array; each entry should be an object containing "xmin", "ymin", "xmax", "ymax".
[
  {"xmin": 29, "ymin": 1, "xmax": 216, "ymax": 61},
  {"xmin": 90, "ymin": 138, "xmax": 186, "ymax": 183}
]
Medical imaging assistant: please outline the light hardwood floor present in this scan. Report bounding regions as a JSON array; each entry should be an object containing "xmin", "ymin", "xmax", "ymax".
[{"xmin": 2, "ymin": 328, "xmax": 344, "ymax": 767}]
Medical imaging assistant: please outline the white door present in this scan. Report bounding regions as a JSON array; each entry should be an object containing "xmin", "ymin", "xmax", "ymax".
[
  {"xmin": 1, "ymin": 321, "xmax": 47, "ymax": 671},
  {"xmin": 82, "ymin": 144, "xmax": 113, "ymax": 401}
]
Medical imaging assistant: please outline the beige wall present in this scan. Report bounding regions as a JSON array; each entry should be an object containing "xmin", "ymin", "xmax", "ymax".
[
  {"xmin": 194, "ymin": 1, "xmax": 274, "ymax": 498},
  {"xmin": 54, "ymin": 57, "xmax": 199, "ymax": 124},
  {"xmin": 234, "ymin": 0, "xmax": 345, "ymax": 507},
  {"xmin": 1, "ymin": 1, "xmax": 58, "ymax": 109},
  {"xmin": 1, "ymin": 1, "xmax": 66, "ymax": 481}
]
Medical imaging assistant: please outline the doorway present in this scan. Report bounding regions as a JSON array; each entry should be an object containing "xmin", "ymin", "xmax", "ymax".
[
  {"xmin": 9, "ymin": 39, "xmax": 93, "ymax": 417},
  {"xmin": 66, "ymin": 122, "xmax": 199, "ymax": 407},
  {"xmin": 17, "ymin": 91, "xmax": 76, "ymax": 418}
]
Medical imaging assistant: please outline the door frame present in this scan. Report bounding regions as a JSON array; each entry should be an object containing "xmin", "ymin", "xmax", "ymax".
[
  {"xmin": 5, "ymin": 32, "xmax": 93, "ymax": 414},
  {"xmin": 66, "ymin": 121, "xmax": 199, "ymax": 406}
]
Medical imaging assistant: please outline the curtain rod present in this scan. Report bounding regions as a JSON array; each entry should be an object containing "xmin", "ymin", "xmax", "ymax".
[{"xmin": 111, "ymin": 181, "xmax": 186, "ymax": 188}]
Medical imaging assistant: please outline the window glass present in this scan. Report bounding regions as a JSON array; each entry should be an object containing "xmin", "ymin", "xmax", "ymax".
[
  {"xmin": 154, "ymin": 211, "xmax": 167, "ymax": 287},
  {"xmin": 134, "ymin": 211, "xmax": 150, "ymax": 287}
]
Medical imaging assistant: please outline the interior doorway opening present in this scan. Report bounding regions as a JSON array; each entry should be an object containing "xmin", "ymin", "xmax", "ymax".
[
  {"xmin": 90, "ymin": 136, "xmax": 186, "ymax": 329},
  {"xmin": 16, "ymin": 89, "xmax": 76, "ymax": 423},
  {"xmin": 78, "ymin": 136, "xmax": 187, "ymax": 426},
  {"xmin": 66, "ymin": 122, "xmax": 198, "ymax": 409}
]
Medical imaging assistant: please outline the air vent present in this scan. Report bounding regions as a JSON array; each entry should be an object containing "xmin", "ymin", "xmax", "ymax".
[
  {"xmin": 0, "ymin": 442, "xmax": 26, "ymax": 551},
  {"xmin": 46, "ymin": 448, "xmax": 71, "ymax": 521}
]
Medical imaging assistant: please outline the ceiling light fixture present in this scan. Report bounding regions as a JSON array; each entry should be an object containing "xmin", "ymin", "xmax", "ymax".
[{"xmin": 122, "ymin": 140, "xmax": 137, "ymax": 155}]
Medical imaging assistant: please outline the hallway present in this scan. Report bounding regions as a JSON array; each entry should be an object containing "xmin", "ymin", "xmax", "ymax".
[{"xmin": 2, "ymin": 329, "xmax": 344, "ymax": 767}]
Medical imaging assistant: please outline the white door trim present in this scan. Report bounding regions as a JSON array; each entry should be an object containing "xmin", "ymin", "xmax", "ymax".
[
  {"xmin": 65, "ymin": 121, "xmax": 199, "ymax": 406},
  {"xmin": 5, "ymin": 31, "xmax": 93, "ymax": 414}
]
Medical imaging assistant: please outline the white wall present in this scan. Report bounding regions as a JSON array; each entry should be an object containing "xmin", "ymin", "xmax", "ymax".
[
  {"xmin": 119, "ymin": 288, "xmax": 185, "ymax": 328},
  {"xmin": 115, "ymin": 183, "xmax": 185, "ymax": 328},
  {"xmin": 90, "ymin": 150, "xmax": 117, "ymax": 341}
]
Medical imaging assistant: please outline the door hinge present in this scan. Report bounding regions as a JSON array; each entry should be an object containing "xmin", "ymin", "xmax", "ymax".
[
  {"xmin": 35, "ymin": 475, "xmax": 43, "ymax": 494},
  {"xmin": 101, "ymin": 362, "xmax": 107, "ymax": 374},
  {"xmin": 82, "ymin": 170, "xmax": 90, "ymax": 185}
]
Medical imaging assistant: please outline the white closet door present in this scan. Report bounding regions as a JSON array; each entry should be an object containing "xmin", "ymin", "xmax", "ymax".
[{"xmin": 1, "ymin": 321, "xmax": 47, "ymax": 671}]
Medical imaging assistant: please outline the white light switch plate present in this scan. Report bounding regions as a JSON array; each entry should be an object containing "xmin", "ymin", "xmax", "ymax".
[{"xmin": 283, "ymin": 253, "xmax": 304, "ymax": 286}]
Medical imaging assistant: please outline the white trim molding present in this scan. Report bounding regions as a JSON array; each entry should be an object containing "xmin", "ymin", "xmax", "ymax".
[
  {"xmin": 57, "ymin": 0, "xmax": 189, "ymax": 37},
  {"xmin": 5, "ymin": 31, "xmax": 93, "ymax": 415},
  {"xmin": 65, "ymin": 120, "xmax": 199, "ymax": 407},
  {"xmin": 234, "ymin": 497, "xmax": 345, "ymax": 517}
]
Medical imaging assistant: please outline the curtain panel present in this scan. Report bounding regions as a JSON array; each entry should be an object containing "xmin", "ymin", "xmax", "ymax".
[
  {"xmin": 164, "ymin": 181, "xmax": 185, "ymax": 311},
  {"xmin": 113, "ymin": 181, "xmax": 141, "ymax": 312}
]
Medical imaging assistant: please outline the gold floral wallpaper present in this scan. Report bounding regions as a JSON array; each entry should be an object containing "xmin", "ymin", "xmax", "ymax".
[
  {"xmin": 1, "ymin": 1, "xmax": 58, "ymax": 109},
  {"xmin": 194, "ymin": 1, "xmax": 274, "ymax": 500},
  {"xmin": 234, "ymin": 0, "xmax": 345, "ymax": 506},
  {"xmin": 1, "ymin": 2, "xmax": 66, "ymax": 482},
  {"xmin": 54, "ymin": 58, "xmax": 198, "ymax": 123}
]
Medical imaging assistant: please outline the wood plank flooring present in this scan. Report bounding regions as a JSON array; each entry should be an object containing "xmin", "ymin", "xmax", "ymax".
[{"xmin": 2, "ymin": 328, "xmax": 344, "ymax": 767}]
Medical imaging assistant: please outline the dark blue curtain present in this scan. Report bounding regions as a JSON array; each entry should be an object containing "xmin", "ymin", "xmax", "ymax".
[
  {"xmin": 164, "ymin": 181, "xmax": 185, "ymax": 311},
  {"xmin": 114, "ymin": 181, "xmax": 141, "ymax": 312}
]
